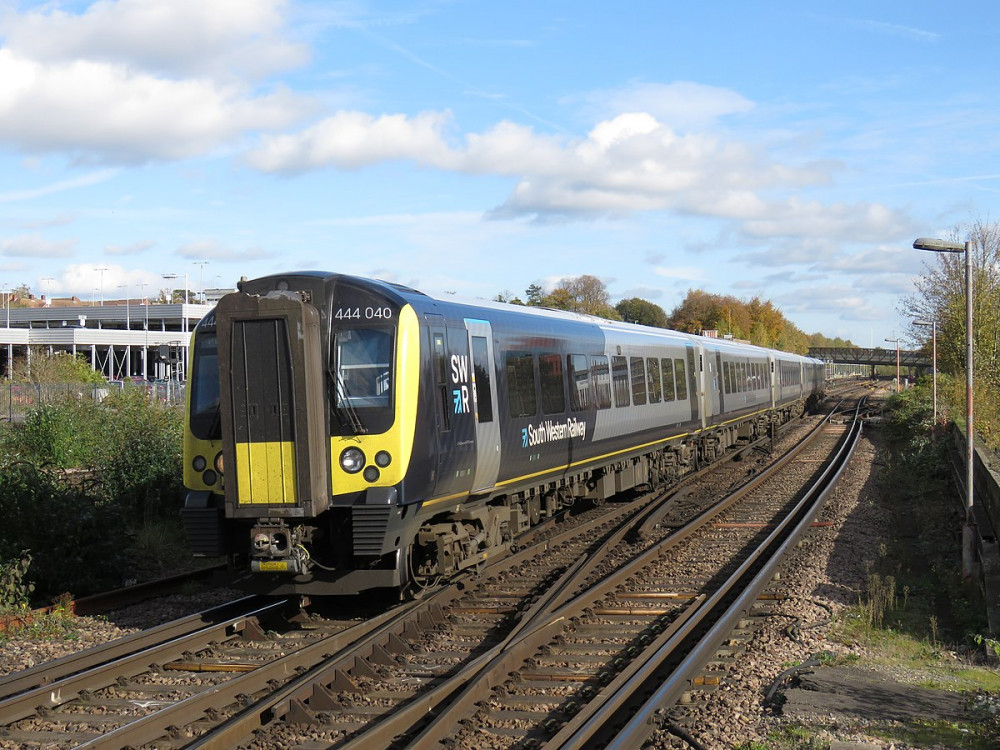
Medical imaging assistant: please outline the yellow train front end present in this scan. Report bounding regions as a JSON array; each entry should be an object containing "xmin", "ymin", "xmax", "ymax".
[{"xmin": 181, "ymin": 273, "xmax": 424, "ymax": 595}]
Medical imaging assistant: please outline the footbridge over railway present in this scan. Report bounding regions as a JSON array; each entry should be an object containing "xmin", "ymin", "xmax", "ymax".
[{"xmin": 808, "ymin": 346, "xmax": 932, "ymax": 378}]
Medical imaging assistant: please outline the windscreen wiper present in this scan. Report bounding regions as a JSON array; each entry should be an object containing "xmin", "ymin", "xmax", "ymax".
[{"xmin": 330, "ymin": 368, "xmax": 366, "ymax": 434}]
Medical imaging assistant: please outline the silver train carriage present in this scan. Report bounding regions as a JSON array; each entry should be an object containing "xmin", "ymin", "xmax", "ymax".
[{"xmin": 181, "ymin": 272, "xmax": 825, "ymax": 596}]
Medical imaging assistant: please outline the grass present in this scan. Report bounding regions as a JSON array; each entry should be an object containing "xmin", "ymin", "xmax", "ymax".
[{"xmin": 0, "ymin": 596, "xmax": 81, "ymax": 644}]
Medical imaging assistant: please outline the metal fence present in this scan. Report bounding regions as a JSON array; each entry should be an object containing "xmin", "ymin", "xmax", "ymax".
[{"xmin": 0, "ymin": 381, "xmax": 186, "ymax": 423}]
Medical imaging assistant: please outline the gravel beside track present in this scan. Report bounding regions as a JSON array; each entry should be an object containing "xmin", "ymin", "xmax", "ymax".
[
  {"xmin": 0, "ymin": 587, "xmax": 243, "ymax": 679},
  {"xmin": 645, "ymin": 389, "xmax": 930, "ymax": 749},
  {"xmin": 2, "ymin": 391, "xmax": 918, "ymax": 747}
]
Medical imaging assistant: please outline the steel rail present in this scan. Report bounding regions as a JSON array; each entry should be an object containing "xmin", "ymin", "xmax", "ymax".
[
  {"xmin": 73, "ymin": 597, "xmax": 431, "ymax": 750},
  {"xmin": 3, "ymin": 400, "xmax": 829, "ymax": 748},
  {"xmin": 342, "ymin": 399, "xmax": 853, "ymax": 748},
  {"xmin": 0, "ymin": 598, "xmax": 289, "ymax": 726},
  {"xmin": 81, "ymin": 486, "xmax": 665, "ymax": 749},
  {"xmin": 0, "ymin": 595, "xmax": 267, "ymax": 702},
  {"xmin": 181, "ymin": 493, "xmax": 668, "ymax": 749},
  {"xmin": 554, "ymin": 399, "xmax": 864, "ymax": 750}
]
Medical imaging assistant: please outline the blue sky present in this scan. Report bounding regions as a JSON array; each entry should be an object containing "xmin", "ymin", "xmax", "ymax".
[{"xmin": 1, "ymin": 1, "xmax": 997, "ymax": 347}]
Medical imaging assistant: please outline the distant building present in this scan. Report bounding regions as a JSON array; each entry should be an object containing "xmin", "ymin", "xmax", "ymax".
[{"xmin": 0, "ymin": 299, "xmax": 214, "ymax": 381}]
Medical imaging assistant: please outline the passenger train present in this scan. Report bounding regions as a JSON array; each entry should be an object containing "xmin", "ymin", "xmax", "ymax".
[{"xmin": 181, "ymin": 272, "xmax": 825, "ymax": 596}]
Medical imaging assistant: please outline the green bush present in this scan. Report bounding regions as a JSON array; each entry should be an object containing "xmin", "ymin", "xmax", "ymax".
[
  {"xmin": 10, "ymin": 398, "xmax": 102, "ymax": 468},
  {"xmin": 0, "ymin": 390, "xmax": 185, "ymax": 599},
  {"xmin": 0, "ymin": 461, "xmax": 128, "ymax": 597},
  {"xmin": 86, "ymin": 388, "xmax": 184, "ymax": 525},
  {"xmin": 0, "ymin": 552, "xmax": 34, "ymax": 614}
]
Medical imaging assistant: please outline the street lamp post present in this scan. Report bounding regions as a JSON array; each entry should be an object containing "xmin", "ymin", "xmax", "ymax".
[
  {"xmin": 885, "ymin": 337, "xmax": 901, "ymax": 393},
  {"xmin": 162, "ymin": 273, "xmax": 189, "ymax": 381},
  {"xmin": 139, "ymin": 282, "xmax": 149, "ymax": 379},
  {"xmin": 194, "ymin": 261, "xmax": 208, "ymax": 303},
  {"xmin": 119, "ymin": 283, "xmax": 130, "ymax": 331},
  {"xmin": 41, "ymin": 277, "xmax": 54, "ymax": 305},
  {"xmin": 96, "ymin": 266, "xmax": 108, "ymax": 305},
  {"xmin": 914, "ymin": 319, "xmax": 937, "ymax": 427},
  {"xmin": 162, "ymin": 273, "xmax": 189, "ymax": 332},
  {"xmin": 913, "ymin": 236, "xmax": 975, "ymax": 579}
]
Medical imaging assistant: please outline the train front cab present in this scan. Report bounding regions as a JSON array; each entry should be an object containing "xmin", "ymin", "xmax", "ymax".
[{"xmin": 182, "ymin": 277, "xmax": 432, "ymax": 595}]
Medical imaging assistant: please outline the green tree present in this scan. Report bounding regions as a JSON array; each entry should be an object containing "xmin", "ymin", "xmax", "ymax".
[
  {"xmin": 11, "ymin": 348, "xmax": 105, "ymax": 384},
  {"xmin": 525, "ymin": 284, "xmax": 546, "ymax": 306},
  {"xmin": 615, "ymin": 297, "xmax": 669, "ymax": 327}
]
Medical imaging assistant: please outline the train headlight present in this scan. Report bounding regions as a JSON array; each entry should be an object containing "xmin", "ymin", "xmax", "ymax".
[
  {"xmin": 363, "ymin": 466, "xmax": 380, "ymax": 483},
  {"xmin": 375, "ymin": 451, "xmax": 392, "ymax": 468},
  {"xmin": 192, "ymin": 455, "xmax": 207, "ymax": 472},
  {"xmin": 214, "ymin": 451, "xmax": 224, "ymax": 475},
  {"xmin": 340, "ymin": 447, "xmax": 366, "ymax": 474}
]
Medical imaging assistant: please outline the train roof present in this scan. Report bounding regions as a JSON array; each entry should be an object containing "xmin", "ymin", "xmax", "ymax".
[{"xmin": 239, "ymin": 271, "xmax": 825, "ymax": 365}]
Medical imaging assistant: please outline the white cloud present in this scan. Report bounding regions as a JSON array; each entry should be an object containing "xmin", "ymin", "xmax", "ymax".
[
  {"xmin": 570, "ymin": 81, "xmax": 755, "ymax": 131},
  {"xmin": 246, "ymin": 110, "xmax": 455, "ymax": 172},
  {"xmin": 53, "ymin": 263, "xmax": 165, "ymax": 300},
  {"xmin": 0, "ymin": 0, "xmax": 314, "ymax": 163},
  {"xmin": 0, "ymin": 49, "xmax": 308, "ymax": 162},
  {"xmin": 177, "ymin": 240, "xmax": 271, "ymax": 262},
  {"xmin": 246, "ymin": 109, "xmax": 838, "ymax": 222},
  {"xmin": 0, "ymin": 0, "xmax": 306, "ymax": 80},
  {"xmin": 0, "ymin": 233, "xmax": 75, "ymax": 258}
]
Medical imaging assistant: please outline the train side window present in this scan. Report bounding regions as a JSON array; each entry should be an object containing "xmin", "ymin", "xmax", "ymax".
[
  {"xmin": 674, "ymin": 358, "xmax": 687, "ymax": 400},
  {"xmin": 630, "ymin": 357, "xmax": 647, "ymax": 406},
  {"xmin": 723, "ymin": 361, "xmax": 731, "ymax": 394},
  {"xmin": 506, "ymin": 351, "xmax": 537, "ymax": 418},
  {"xmin": 433, "ymin": 332, "xmax": 451, "ymax": 430},
  {"xmin": 661, "ymin": 358, "xmax": 676, "ymax": 402},
  {"xmin": 591, "ymin": 355, "xmax": 612, "ymax": 409},
  {"xmin": 612, "ymin": 356, "xmax": 630, "ymax": 407},
  {"xmin": 567, "ymin": 354, "xmax": 591, "ymax": 411},
  {"xmin": 646, "ymin": 357, "xmax": 662, "ymax": 403},
  {"xmin": 471, "ymin": 336, "xmax": 493, "ymax": 423},
  {"xmin": 540, "ymin": 353, "xmax": 566, "ymax": 414}
]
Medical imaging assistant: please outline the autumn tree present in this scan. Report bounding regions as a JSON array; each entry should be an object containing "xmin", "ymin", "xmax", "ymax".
[
  {"xmin": 666, "ymin": 289, "xmax": 726, "ymax": 335},
  {"xmin": 521, "ymin": 275, "xmax": 622, "ymax": 320},
  {"xmin": 667, "ymin": 289, "xmax": 830, "ymax": 354}
]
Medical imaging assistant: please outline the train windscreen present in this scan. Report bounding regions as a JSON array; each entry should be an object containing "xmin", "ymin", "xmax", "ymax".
[
  {"xmin": 331, "ymin": 326, "xmax": 395, "ymax": 434},
  {"xmin": 189, "ymin": 333, "xmax": 221, "ymax": 440}
]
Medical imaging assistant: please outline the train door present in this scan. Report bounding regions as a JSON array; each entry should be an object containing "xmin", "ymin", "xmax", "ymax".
[
  {"xmin": 427, "ymin": 322, "xmax": 477, "ymax": 498},
  {"xmin": 685, "ymin": 344, "xmax": 701, "ymax": 428},
  {"xmin": 465, "ymin": 319, "xmax": 501, "ymax": 493},
  {"xmin": 712, "ymin": 350, "xmax": 724, "ymax": 417},
  {"xmin": 768, "ymin": 356, "xmax": 777, "ymax": 408}
]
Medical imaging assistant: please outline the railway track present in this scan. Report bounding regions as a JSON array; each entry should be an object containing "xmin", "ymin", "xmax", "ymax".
[{"xmin": 0, "ymin": 392, "xmax": 864, "ymax": 749}]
